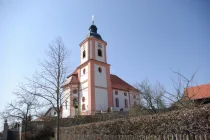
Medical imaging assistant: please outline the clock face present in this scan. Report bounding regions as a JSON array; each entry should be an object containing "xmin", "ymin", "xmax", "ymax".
[{"xmin": 98, "ymin": 43, "xmax": 102, "ymax": 48}]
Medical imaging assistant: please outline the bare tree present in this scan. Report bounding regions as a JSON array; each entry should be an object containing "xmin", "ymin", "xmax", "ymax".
[
  {"xmin": 163, "ymin": 70, "xmax": 202, "ymax": 109},
  {"xmin": 135, "ymin": 79, "xmax": 166, "ymax": 114},
  {"xmin": 20, "ymin": 37, "xmax": 70, "ymax": 140},
  {"xmin": 0, "ymin": 89, "xmax": 38, "ymax": 140},
  {"xmin": 136, "ymin": 70, "xmax": 201, "ymax": 113}
]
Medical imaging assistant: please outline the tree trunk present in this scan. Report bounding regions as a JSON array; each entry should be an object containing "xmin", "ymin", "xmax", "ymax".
[
  {"xmin": 24, "ymin": 119, "xmax": 27, "ymax": 140},
  {"xmin": 56, "ymin": 86, "xmax": 60, "ymax": 140},
  {"xmin": 57, "ymin": 110, "xmax": 60, "ymax": 140}
]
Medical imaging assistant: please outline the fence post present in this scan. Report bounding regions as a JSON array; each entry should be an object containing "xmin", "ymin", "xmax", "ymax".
[
  {"xmin": 175, "ymin": 134, "xmax": 178, "ymax": 140},
  {"xmin": 167, "ymin": 135, "xmax": 170, "ymax": 140},
  {"xmin": 204, "ymin": 134, "xmax": 207, "ymax": 140},
  {"xmin": 199, "ymin": 134, "xmax": 202, "ymax": 140},
  {"xmin": 186, "ymin": 134, "xmax": 189, "ymax": 140},
  {"xmin": 171, "ymin": 134, "xmax": 175, "ymax": 140},
  {"xmin": 195, "ymin": 134, "xmax": 198, "ymax": 140}
]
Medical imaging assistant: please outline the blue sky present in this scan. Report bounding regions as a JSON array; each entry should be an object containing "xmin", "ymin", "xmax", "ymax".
[{"xmin": 0, "ymin": 0, "xmax": 210, "ymax": 130}]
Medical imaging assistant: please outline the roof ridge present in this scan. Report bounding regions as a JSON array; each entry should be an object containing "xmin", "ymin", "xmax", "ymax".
[{"xmin": 187, "ymin": 83, "xmax": 210, "ymax": 89}]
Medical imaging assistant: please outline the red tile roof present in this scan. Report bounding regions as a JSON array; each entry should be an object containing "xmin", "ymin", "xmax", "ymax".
[
  {"xmin": 62, "ymin": 71, "xmax": 80, "ymax": 87},
  {"xmin": 63, "ymin": 69, "xmax": 139, "ymax": 92},
  {"xmin": 110, "ymin": 74, "xmax": 139, "ymax": 92},
  {"xmin": 185, "ymin": 83, "xmax": 210, "ymax": 100},
  {"xmin": 70, "ymin": 74, "xmax": 80, "ymax": 84}
]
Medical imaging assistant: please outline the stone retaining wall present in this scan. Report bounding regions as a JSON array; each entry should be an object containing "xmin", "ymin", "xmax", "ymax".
[{"xmin": 59, "ymin": 105, "xmax": 210, "ymax": 140}]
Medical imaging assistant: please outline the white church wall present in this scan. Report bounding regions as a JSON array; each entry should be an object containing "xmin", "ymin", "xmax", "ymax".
[
  {"xmin": 90, "ymin": 40, "xmax": 92, "ymax": 59},
  {"xmin": 80, "ymin": 81, "xmax": 88, "ymax": 90},
  {"xmin": 79, "ymin": 88, "xmax": 89, "ymax": 113},
  {"xmin": 62, "ymin": 88, "xmax": 70, "ymax": 118},
  {"xmin": 95, "ymin": 88, "xmax": 108, "ymax": 111},
  {"xmin": 95, "ymin": 41, "xmax": 105, "ymax": 62},
  {"xmin": 81, "ymin": 41, "xmax": 88, "ymax": 64},
  {"xmin": 112, "ymin": 89, "xmax": 130, "ymax": 111},
  {"xmin": 94, "ymin": 64, "xmax": 107, "ymax": 88},
  {"xmin": 71, "ymin": 107, "xmax": 78, "ymax": 117},
  {"xmin": 80, "ymin": 65, "xmax": 88, "ymax": 82}
]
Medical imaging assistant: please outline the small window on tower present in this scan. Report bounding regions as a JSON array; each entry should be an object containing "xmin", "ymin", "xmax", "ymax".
[
  {"xmin": 98, "ymin": 49, "xmax": 102, "ymax": 57},
  {"xmin": 98, "ymin": 67, "xmax": 102, "ymax": 73},
  {"xmin": 83, "ymin": 68, "xmax": 86, "ymax": 74},
  {"xmin": 83, "ymin": 50, "xmax": 86, "ymax": 58}
]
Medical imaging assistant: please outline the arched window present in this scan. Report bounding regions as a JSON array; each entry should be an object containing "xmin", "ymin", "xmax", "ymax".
[
  {"xmin": 125, "ymin": 99, "xmax": 128, "ymax": 108},
  {"xmin": 115, "ymin": 90, "xmax": 118, "ymax": 95},
  {"xmin": 83, "ymin": 68, "xmax": 86, "ymax": 74},
  {"xmin": 82, "ymin": 97, "xmax": 85, "ymax": 102},
  {"xmin": 82, "ymin": 104, "xmax": 86, "ymax": 111},
  {"xmin": 98, "ymin": 49, "xmax": 102, "ymax": 57},
  {"xmin": 83, "ymin": 50, "xmax": 86, "ymax": 58},
  {"xmin": 73, "ymin": 98, "xmax": 78, "ymax": 108},
  {"xmin": 115, "ymin": 98, "xmax": 119, "ymax": 107},
  {"xmin": 98, "ymin": 67, "xmax": 102, "ymax": 73}
]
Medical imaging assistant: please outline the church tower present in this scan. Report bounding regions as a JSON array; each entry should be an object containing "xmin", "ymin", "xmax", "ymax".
[
  {"xmin": 62, "ymin": 17, "xmax": 140, "ymax": 118},
  {"xmin": 78, "ymin": 18, "xmax": 113, "ymax": 114}
]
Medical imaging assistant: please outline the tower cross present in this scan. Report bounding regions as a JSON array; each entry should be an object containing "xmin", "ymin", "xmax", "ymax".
[{"xmin": 92, "ymin": 15, "xmax": 94, "ymax": 25}]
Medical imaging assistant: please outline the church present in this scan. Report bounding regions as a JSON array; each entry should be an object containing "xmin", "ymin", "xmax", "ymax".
[{"xmin": 61, "ymin": 19, "xmax": 140, "ymax": 118}]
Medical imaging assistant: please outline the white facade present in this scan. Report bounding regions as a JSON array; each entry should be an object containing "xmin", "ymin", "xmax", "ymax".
[
  {"xmin": 90, "ymin": 40, "xmax": 93, "ymax": 59},
  {"xmin": 80, "ymin": 65, "xmax": 88, "ymax": 82},
  {"xmin": 95, "ymin": 41, "xmax": 105, "ymax": 62},
  {"xmin": 112, "ymin": 89, "xmax": 130, "ymax": 111},
  {"xmin": 95, "ymin": 88, "xmax": 108, "ymax": 111},
  {"xmin": 61, "ymin": 23, "xmax": 140, "ymax": 118},
  {"xmin": 80, "ymin": 42, "xmax": 89, "ymax": 64},
  {"xmin": 80, "ymin": 81, "xmax": 88, "ymax": 90},
  {"xmin": 62, "ymin": 88, "xmax": 71, "ymax": 118},
  {"xmin": 94, "ymin": 64, "xmax": 107, "ymax": 88},
  {"xmin": 79, "ymin": 88, "xmax": 89, "ymax": 113}
]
